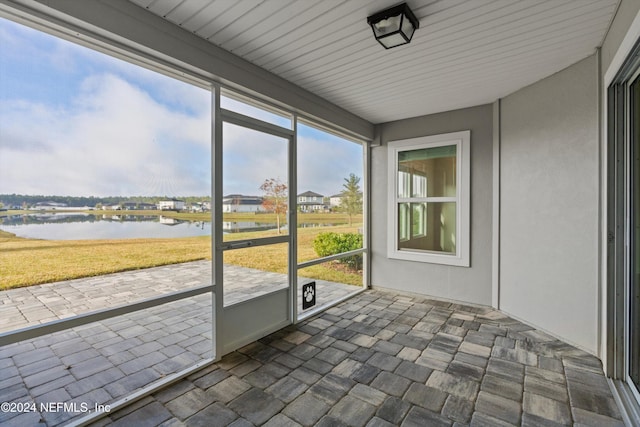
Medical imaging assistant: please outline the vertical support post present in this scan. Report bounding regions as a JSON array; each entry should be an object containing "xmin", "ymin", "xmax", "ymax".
[
  {"xmin": 492, "ymin": 99, "xmax": 501, "ymax": 309},
  {"xmin": 363, "ymin": 140, "xmax": 371, "ymax": 289},
  {"xmin": 611, "ymin": 83, "xmax": 626, "ymax": 379},
  {"xmin": 212, "ymin": 84, "xmax": 223, "ymax": 360},
  {"xmin": 290, "ymin": 115, "xmax": 298, "ymax": 323}
]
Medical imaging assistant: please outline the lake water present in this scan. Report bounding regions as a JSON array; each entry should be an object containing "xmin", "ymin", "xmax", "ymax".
[
  {"xmin": 0, "ymin": 213, "xmax": 343, "ymax": 240},
  {"xmin": 0, "ymin": 213, "xmax": 212, "ymax": 240}
]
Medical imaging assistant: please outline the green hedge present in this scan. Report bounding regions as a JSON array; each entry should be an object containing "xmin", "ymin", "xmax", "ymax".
[{"xmin": 312, "ymin": 232, "xmax": 363, "ymax": 270}]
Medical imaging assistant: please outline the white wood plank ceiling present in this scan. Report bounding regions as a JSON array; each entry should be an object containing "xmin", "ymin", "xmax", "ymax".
[{"xmin": 129, "ymin": 0, "xmax": 619, "ymax": 124}]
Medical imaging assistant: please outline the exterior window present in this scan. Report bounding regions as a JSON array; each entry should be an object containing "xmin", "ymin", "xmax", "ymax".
[
  {"xmin": 387, "ymin": 131, "xmax": 470, "ymax": 266},
  {"xmin": 399, "ymin": 203, "xmax": 410, "ymax": 241}
]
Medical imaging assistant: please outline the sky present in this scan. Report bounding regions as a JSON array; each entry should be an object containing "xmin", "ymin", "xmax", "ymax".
[{"xmin": 0, "ymin": 17, "xmax": 362, "ymax": 198}]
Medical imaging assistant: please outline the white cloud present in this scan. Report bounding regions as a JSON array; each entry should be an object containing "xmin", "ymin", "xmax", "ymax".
[
  {"xmin": 0, "ymin": 17, "xmax": 363, "ymax": 200},
  {"xmin": 0, "ymin": 73, "xmax": 211, "ymax": 196},
  {"xmin": 220, "ymin": 124, "xmax": 363, "ymax": 198},
  {"xmin": 222, "ymin": 122, "xmax": 288, "ymax": 196},
  {"xmin": 297, "ymin": 133, "xmax": 363, "ymax": 197}
]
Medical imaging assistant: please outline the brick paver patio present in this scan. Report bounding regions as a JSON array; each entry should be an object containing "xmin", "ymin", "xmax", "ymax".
[
  {"xmin": 92, "ymin": 291, "xmax": 622, "ymax": 427},
  {"xmin": 0, "ymin": 266, "xmax": 625, "ymax": 426},
  {"xmin": 0, "ymin": 262, "xmax": 359, "ymax": 426},
  {"xmin": 0, "ymin": 261, "xmax": 358, "ymax": 332}
]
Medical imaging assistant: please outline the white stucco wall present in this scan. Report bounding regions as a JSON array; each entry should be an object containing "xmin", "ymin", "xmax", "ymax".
[
  {"xmin": 499, "ymin": 54, "xmax": 599, "ymax": 353},
  {"xmin": 371, "ymin": 105, "xmax": 494, "ymax": 305}
]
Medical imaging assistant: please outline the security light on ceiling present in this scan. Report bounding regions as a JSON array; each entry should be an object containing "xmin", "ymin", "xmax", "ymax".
[{"xmin": 367, "ymin": 3, "xmax": 420, "ymax": 49}]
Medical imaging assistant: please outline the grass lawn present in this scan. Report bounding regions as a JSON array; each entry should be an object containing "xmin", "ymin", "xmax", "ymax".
[
  {"xmin": 0, "ymin": 230, "xmax": 212, "ymax": 290},
  {"xmin": 223, "ymin": 223, "xmax": 363, "ymax": 287},
  {"xmin": 0, "ymin": 213, "xmax": 363, "ymax": 290}
]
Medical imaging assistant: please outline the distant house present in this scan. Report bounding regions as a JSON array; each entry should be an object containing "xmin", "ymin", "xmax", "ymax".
[
  {"xmin": 31, "ymin": 203, "xmax": 93, "ymax": 211},
  {"xmin": 121, "ymin": 202, "xmax": 155, "ymax": 210},
  {"xmin": 222, "ymin": 195, "xmax": 264, "ymax": 213},
  {"xmin": 329, "ymin": 193, "xmax": 343, "ymax": 208},
  {"xmin": 157, "ymin": 199, "xmax": 185, "ymax": 211},
  {"xmin": 189, "ymin": 201, "xmax": 211, "ymax": 212},
  {"xmin": 297, "ymin": 191, "xmax": 326, "ymax": 212},
  {"xmin": 33, "ymin": 201, "xmax": 67, "ymax": 210},
  {"xmin": 329, "ymin": 192, "xmax": 363, "ymax": 209}
]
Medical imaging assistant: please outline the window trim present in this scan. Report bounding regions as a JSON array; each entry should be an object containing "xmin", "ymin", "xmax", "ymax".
[{"xmin": 387, "ymin": 130, "xmax": 470, "ymax": 266}]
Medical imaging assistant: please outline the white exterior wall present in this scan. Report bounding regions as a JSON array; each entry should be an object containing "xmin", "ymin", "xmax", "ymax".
[
  {"xmin": 298, "ymin": 196, "xmax": 323, "ymax": 203},
  {"xmin": 222, "ymin": 204, "xmax": 263, "ymax": 213},
  {"xmin": 499, "ymin": 54, "xmax": 599, "ymax": 353},
  {"xmin": 158, "ymin": 200, "xmax": 185, "ymax": 210},
  {"xmin": 371, "ymin": 105, "xmax": 494, "ymax": 305}
]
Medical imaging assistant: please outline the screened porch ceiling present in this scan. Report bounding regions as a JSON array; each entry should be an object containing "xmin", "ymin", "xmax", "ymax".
[{"xmin": 129, "ymin": 0, "xmax": 619, "ymax": 124}]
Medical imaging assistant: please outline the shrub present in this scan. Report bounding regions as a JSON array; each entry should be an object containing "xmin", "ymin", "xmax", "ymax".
[{"xmin": 313, "ymin": 232, "xmax": 363, "ymax": 270}]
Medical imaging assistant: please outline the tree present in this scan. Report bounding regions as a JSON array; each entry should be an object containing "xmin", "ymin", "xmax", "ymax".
[
  {"xmin": 340, "ymin": 173, "xmax": 362, "ymax": 226},
  {"xmin": 260, "ymin": 177, "xmax": 288, "ymax": 234}
]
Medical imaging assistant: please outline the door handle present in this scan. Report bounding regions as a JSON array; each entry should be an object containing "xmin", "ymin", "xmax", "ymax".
[{"xmin": 220, "ymin": 241, "xmax": 254, "ymax": 250}]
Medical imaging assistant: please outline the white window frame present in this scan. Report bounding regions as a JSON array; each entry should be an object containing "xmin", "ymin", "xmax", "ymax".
[{"xmin": 387, "ymin": 130, "xmax": 470, "ymax": 266}]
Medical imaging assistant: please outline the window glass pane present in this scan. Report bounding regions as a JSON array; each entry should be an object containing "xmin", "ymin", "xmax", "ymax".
[
  {"xmin": 398, "ymin": 145, "xmax": 456, "ymax": 197},
  {"xmin": 223, "ymin": 243, "xmax": 288, "ymax": 306},
  {"xmin": 411, "ymin": 202, "xmax": 426, "ymax": 237},
  {"xmin": 630, "ymin": 74, "xmax": 640, "ymax": 388},
  {"xmin": 222, "ymin": 123, "xmax": 288, "ymax": 241},
  {"xmin": 296, "ymin": 122, "xmax": 363, "ymax": 264},
  {"xmin": 413, "ymin": 174, "xmax": 427, "ymax": 198},
  {"xmin": 221, "ymin": 94, "xmax": 292, "ymax": 129},
  {"xmin": 1, "ymin": 295, "xmax": 212, "ymax": 426},
  {"xmin": 398, "ymin": 170, "xmax": 411, "ymax": 198},
  {"xmin": 0, "ymin": 17, "xmax": 212, "ymax": 329},
  {"xmin": 398, "ymin": 203, "xmax": 410, "ymax": 242},
  {"xmin": 389, "ymin": 131, "xmax": 469, "ymax": 266},
  {"xmin": 298, "ymin": 260, "xmax": 362, "ymax": 314},
  {"xmin": 399, "ymin": 202, "xmax": 456, "ymax": 254}
]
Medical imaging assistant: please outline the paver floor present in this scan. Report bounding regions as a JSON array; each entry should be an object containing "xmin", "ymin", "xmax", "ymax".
[
  {"xmin": 0, "ymin": 261, "xmax": 358, "ymax": 332},
  {"xmin": 0, "ymin": 263, "xmax": 359, "ymax": 426},
  {"xmin": 90, "ymin": 290, "xmax": 623, "ymax": 427}
]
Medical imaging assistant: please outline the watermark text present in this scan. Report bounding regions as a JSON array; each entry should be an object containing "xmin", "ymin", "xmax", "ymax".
[{"xmin": 1, "ymin": 401, "xmax": 111, "ymax": 414}]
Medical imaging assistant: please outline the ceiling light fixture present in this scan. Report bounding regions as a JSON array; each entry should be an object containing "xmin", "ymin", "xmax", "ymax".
[{"xmin": 367, "ymin": 3, "xmax": 420, "ymax": 49}]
